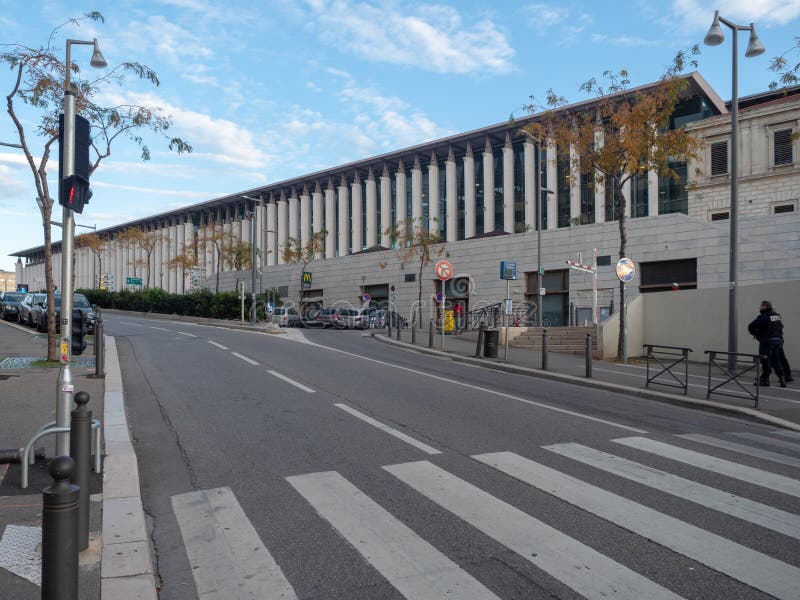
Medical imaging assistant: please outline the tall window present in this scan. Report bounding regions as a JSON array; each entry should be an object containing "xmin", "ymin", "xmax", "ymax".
[
  {"xmin": 493, "ymin": 147, "xmax": 504, "ymax": 231},
  {"xmin": 658, "ymin": 161, "xmax": 688, "ymax": 215},
  {"xmin": 710, "ymin": 141, "xmax": 728, "ymax": 175},
  {"xmin": 556, "ymin": 147, "xmax": 570, "ymax": 227},
  {"xmin": 421, "ymin": 163, "xmax": 429, "ymax": 232},
  {"xmin": 579, "ymin": 172, "xmax": 595, "ymax": 224},
  {"xmin": 631, "ymin": 173, "xmax": 648, "ymax": 218},
  {"xmin": 513, "ymin": 142, "xmax": 525, "ymax": 228},
  {"xmin": 405, "ymin": 166, "xmax": 413, "ymax": 237},
  {"xmin": 474, "ymin": 155, "xmax": 484, "ymax": 235},
  {"xmin": 774, "ymin": 129, "xmax": 793, "ymax": 165},
  {"xmin": 456, "ymin": 160, "xmax": 465, "ymax": 240},
  {"xmin": 539, "ymin": 146, "xmax": 548, "ymax": 229},
  {"xmin": 438, "ymin": 162, "xmax": 446, "ymax": 237},
  {"xmin": 361, "ymin": 180, "xmax": 367, "ymax": 250},
  {"xmin": 605, "ymin": 177, "xmax": 621, "ymax": 221}
]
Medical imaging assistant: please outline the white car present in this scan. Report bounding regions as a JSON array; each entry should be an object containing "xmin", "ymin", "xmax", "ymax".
[
  {"xmin": 336, "ymin": 308, "xmax": 368, "ymax": 329},
  {"xmin": 272, "ymin": 307, "xmax": 300, "ymax": 327}
]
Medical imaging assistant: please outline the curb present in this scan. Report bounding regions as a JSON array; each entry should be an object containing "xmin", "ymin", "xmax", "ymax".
[
  {"xmin": 100, "ymin": 335, "xmax": 158, "ymax": 599},
  {"xmin": 101, "ymin": 308, "xmax": 285, "ymax": 335},
  {"xmin": 374, "ymin": 334, "xmax": 800, "ymax": 432}
]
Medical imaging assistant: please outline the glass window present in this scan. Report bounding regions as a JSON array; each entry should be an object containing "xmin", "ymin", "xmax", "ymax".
[
  {"xmin": 605, "ymin": 176, "xmax": 621, "ymax": 222},
  {"xmin": 494, "ymin": 147, "xmax": 504, "ymax": 231},
  {"xmin": 658, "ymin": 161, "xmax": 688, "ymax": 215},
  {"xmin": 631, "ymin": 173, "xmax": 649, "ymax": 218},
  {"xmin": 474, "ymin": 154, "xmax": 484, "ymax": 235},
  {"xmin": 539, "ymin": 146, "xmax": 548, "ymax": 229},
  {"xmin": 457, "ymin": 159, "xmax": 465, "ymax": 240},
  {"xmin": 556, "ymin": 147, "xmax": 570, "ymax": 227},
  {"xmin": 580, "ymin": 172, "xmax": 595, "ymax": 224},
  {"xmin": 438, "ymin": 162, "xmax": 447, "ymax": 237},
  {"xmin": 513, "ymin": 142, "xmax": 525, "ymax": 229},
  {"xmin": 421, "ymin": 162, "xmax": 429, "ymax": 231}
]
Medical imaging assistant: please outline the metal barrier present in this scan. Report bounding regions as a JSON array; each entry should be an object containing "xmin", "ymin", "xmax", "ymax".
[
  {"xmin": 704, "ymin": 350, "xmax": 763, "ymax": 408},
  {"xmin": 463, "ymin": 303, "xmax": 502, "ymax": 331},
  {"xmin": 644, "ymin": 344, "xmax": 692, "ymax": 395}
]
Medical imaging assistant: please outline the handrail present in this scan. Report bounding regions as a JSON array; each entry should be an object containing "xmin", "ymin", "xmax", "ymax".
[{"xmin": 462, "ymin": 302, "xmax": 503, "ymax": 331}]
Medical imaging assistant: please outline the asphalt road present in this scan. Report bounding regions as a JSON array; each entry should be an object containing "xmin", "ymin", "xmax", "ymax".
[{"xmin": 105, "ymin": 314, "xmax": 800, "ymax": 600}]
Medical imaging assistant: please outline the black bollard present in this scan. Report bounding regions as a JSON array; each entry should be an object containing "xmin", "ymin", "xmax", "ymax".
[
  {"xmin": 70, "ymin": 391, "xmax": 92, "ymax": 551},
  {"xmin": 541, "ymin": 329, "xmax": 548, "ymax": 370},
  {"xmin": 428, "ymin": 320, "xmax": 433, "ymax": 348},
  {"xmin": 387, "ymin": 318, "xmax": 392, "ymax": 338},
  {"xmin": 474, "ymin": 324, "xmax": 485, "ymax": 358},
  {"xmin": 585, "ymin": 332, "xmax": 592, "ymax": 378},
  {"xmin": 411, "ymin": 321, "xmax": 417, "ymax": 345},
  {"xmin": 93, "ymin": 315, "xmax": 104, "ymax": 378},
  {"xmin": 42, "ymin": 456, "xmax": 79, "ymax": 600},
  {"xmin": 396, "ymin": 320, "xmax": 401, "ymax": 341}
]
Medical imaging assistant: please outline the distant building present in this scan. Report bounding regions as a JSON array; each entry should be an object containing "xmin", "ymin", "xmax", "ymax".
[
  {"xmin": 0, "ymin": 268, "xmax": 15, "ymax": 292},
  {"xmin": 12, "ymin": 73, "xmax": 799, "ymax": 333}
]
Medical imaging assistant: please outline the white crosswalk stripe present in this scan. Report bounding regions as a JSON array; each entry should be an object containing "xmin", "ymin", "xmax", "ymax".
[
  {"xmin": 475, "ymin": 451, "xmax": 800, "ymax": 600},
  {"xmin": 774, "ymin": 430, "xmax": 800, "ymax": 439},
  {"xmin": 287, "ymin": 470, "xmax": 499, "ymax": 600},
  {"xmin": 730, "ymin": 431, "xmax": 800, "ymax": 452},
  {"xmin": 614, "ymin": 436, "xmax": 800, "ymax": 498},
  {"xmin": 677, "ymin": 433, "xmax": 800, "ymax": 468},
  {"xmin": 544, "ymin": 442, "xmax": 800, "ymax": 540},
  {"xmin": 384, "ymin": 460, "xmax": 682, "ymax": 600}
]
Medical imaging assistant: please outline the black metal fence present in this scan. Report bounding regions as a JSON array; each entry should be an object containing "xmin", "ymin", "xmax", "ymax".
[{"xmin": 644, "ymin": 344, "xmax": 692, "ymax": 395}]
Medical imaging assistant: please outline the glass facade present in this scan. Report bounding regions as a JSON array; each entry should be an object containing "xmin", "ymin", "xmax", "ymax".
[
  {"xmin": 579, "ymin": 172, "xmax": 595, "ymax": 224},
  {"xmin": 658, "ymin": 161, "xmax": 688, "ymax": 215},
  {"xmin": 513, "ymin": 142, "xmax": 525, "ymax": 229},
  {"xmin": 631, "ymin": 173, "xmax": 648, "ymax": 218},
  {"xmin": 421, "ymin": 164, "xmax": 429, "ymax": 232},
  {"xmin": 539, "ymin": 146, "xmax": 548, "ymax": 230},
  {"xmin": 556, "ymin": 147, "xmax": 570, "ymax": 227},
  {"xmin": 456, "ymin": 160, "xmax": 465, "ymax": 240},
  {"xmin": 438, "ymin": 162, "xmax": 446, "ymax": 237},
  {"xmin": 474, "ymin": 155, "xmax": 484, "ymax": 235},
  {"xmin": 493, "ymin": 146, "xmax": 503, "ymax": 231}
]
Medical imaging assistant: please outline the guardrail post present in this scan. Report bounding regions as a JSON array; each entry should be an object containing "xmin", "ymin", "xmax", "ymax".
[
  {"xmin": 42, "ymin": 456, "xmax": 79, "ymax": 600},
  {"xmin": 585, "ymin": 332, "xmax": 592, "ymax": 378},
  {"xmin": 541, "ymin": 329, "xmax": 548, "ymax": 371},
  {"xmin": 70, "ymin": 391, "xmax": 91, "ymax": 551},
  {"xmin": 93, "ymin": 314, "xmax": 104, "ymax": 378}
]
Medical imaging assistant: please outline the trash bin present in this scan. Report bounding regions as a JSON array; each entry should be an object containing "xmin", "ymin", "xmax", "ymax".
[{"xmin": 483, "ymin": 329, "xmax": 499, "ymax": 358}]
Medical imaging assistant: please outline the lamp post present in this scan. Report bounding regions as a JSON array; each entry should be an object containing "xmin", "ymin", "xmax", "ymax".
[
  {"xmin": 704, "ymin": 10, "xmax": 764, "ymax": 370},
  {"xmin": 241, "ymin": 195, "xmax": 261, "ymax": 326},
  {"xmin": 55, "ymin": 38, "xmax": 106, "ymax": 457}
]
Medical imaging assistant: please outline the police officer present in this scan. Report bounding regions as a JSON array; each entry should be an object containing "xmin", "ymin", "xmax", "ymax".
[{"xmin": 747, "ymin": 300, "xmax": 786, "ymax": 387}]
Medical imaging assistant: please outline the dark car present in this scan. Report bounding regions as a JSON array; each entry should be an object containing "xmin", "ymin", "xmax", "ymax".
[
  {"xmin": 33, "ymin": 293, "xmax": 96, "ymax": 334},
  {"xmin": 374, "ymin": 309, "xmax": 407, "ymax": 329},
  {"xmin": 18, "ymin": 293, "xmax": 46, "ymax": 326},
  {"xmin": 0, "ymin": 292, "xmax": 26, "ymax": 321}
]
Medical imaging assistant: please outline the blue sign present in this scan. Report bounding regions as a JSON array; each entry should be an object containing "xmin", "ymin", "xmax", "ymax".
[
  {"xmin": 266, "ymin": 302, "xmax": 275, "ymax": 312},
  {"xmin": 362, "ymin": 293, "xmax": 371, "ymax": 303},
  {"xmin": 500, "ymin": 261, "xmax": 517, "ymax": 280},
  {"xmin": 435, "ymin": 292, "xmax": 444, "ymax": 303}
]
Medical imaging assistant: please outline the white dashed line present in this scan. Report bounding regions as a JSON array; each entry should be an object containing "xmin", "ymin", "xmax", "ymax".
[
  {"xmin": 267, "ymin": 370, "xmax": 315, "ymax": 393},
  {"xmin": 208, "ymin": 341, "xmax": 229, "ymax": 350},
  {"xmin": 176, "ymin": 331, "xmax": 197, "ymax": 338},
  {"xmin": 232, "ymin": 352, "xmax": 259, "ymax": 366}
]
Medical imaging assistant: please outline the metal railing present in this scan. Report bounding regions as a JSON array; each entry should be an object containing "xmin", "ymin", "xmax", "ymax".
[
  {"xmin": 644, "ymin": 344, "xmax": 692, "ymax": 395},
  {"xmin": 462, "ymin": 303, "xmax": 502, "ymax": 331},
  {"xmin": 704, "ymin": 350, "xmax": 763, "ymax": 408}
]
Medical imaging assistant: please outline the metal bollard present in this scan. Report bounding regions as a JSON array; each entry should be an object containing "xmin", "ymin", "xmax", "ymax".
[
  {"xmin": 585, "ymin": 332, "xmax": 593, "ymax": 378},
  {"xmin": 396, "ymin": 320, "xmax": 401, "ymax": 341},
  {"xmin": 387, "ymin": 318, "xmax": 392, "ymax": 338},
  {"xmin": 42, "ymin": 456, "xmax": 79, "ymax": 600},
  {"xmin": 70, "ymin": 391, "xmax": 92, "ymax": 551},
  {"xmin": 411, "ymin": 321, "xmax": 417, "ymax": 345},
  {"xmin": 428, "ymin": 320, "xmax": 433, "ymax": 348},
  {"xmin": 93, "ymin": 315, "xmax": 104, "ymax": 378},
  {"xmin": 474, "ymin": 324, "xmax": 485, "ymax": 358},
  {"xmin": 541, "ymin": 329, "xmax": 548, "ymax": 370}
]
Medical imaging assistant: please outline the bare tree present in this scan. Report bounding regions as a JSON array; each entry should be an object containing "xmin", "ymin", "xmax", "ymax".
[
  {"xmin": 116, "ymin": 227, "xmax": 160, "ymax": 289},
  {"xmin": 2, "ymin": 11, "xmax": 191, "ymax": 359},
  {"xmin": 74, "ymin": 231, "xmax": 106, "ymax": 288}
]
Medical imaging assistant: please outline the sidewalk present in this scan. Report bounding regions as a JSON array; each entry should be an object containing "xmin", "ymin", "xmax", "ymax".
[
  {"xmin": 379, "ymin": 327, "xmax": 800, "ymax": 430},
  {"xmin": 0, "ymin": 320, "xmax": 104, "ymax": 598}
]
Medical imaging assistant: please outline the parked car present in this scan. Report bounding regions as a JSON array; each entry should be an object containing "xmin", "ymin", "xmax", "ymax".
[
  {"xmin": 361, "ymin": 307, "xmax": 377, "ymax": 328},
  {"xmin": 374, "ymin": 309, "xmax": 407, "ymax": 329},
  {"xmin": 315, "ymin": 308, "xmax": 344, "ymax": 328},
  {"xmin": 32, "ymin": 293, "xmax": 96, "ymax": 334},
  {"xmin": 18, "ymin": 293, "xmax": 46, "ymax": 326},
  {"xmin": 0, "ymin": 292, "xmax": 26, "ymax": 321},
  {"xmin": 336, "ymin": 308, "xmax": 369, "ymax": 330},
  {"xmin": 272, "ymin": 307, "xmax": 300, "ymax": 327}
]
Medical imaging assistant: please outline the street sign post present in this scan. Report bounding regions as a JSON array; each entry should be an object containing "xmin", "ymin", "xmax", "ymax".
[
  {"xmin": 616, "ymin": 257, "xmax": 636, "ymax": 364},
  {"xmin": 126, "ymin": 277, "xmax": 142, "ymax": 286},
  {"xmin": 500, "ymin": 261, "xmax": 517, "ymax": 280},
  {"xmin": 434, "ymin": 260, "xmax": 453, "ymax": 350}
]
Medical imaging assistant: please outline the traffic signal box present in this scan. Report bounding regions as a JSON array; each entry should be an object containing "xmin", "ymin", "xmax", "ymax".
[
  {"xmin": 71, "ymin": 308, "xmax": 86, "ymax": 356},
  {"xmin": 58, "ymin": 113, "xmax": 92, "ymax": 214}
]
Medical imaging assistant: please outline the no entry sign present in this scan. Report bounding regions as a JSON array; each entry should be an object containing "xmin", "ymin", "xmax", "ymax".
[{"xmin": 434, "ymin": 260, "xmax": 453, "ymax": 281}]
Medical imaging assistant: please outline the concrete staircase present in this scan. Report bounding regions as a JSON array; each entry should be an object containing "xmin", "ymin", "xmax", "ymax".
[{"xmin": 511, "ymin": 325, "xmax": 599, "ymax": 355}]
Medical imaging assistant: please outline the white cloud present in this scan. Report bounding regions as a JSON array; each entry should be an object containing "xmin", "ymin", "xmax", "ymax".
[
  {"xmin": 520, "ymin": 3, "xmax": 594, "ymax": 46},
  {"xmin": 669, "ymin": 0, "xmax": 800, "ymax": 28},
  {"xmin": 91, "ymin": 180, "xmax": 213, "ymax": 199},
  {"xmin": 300, "ymin": 0, "xmax": 514, "ymax": 75},
  {"xmin": 521, "ymin": 3, "xmax": 570, "ymax": 29},
  {"xmin": 591, "ymin": 33, "xmax": 664, "ymax": 47},
  {"xmin": 117, "ymin": 15, "xmax": 213, "ymax": 66}
]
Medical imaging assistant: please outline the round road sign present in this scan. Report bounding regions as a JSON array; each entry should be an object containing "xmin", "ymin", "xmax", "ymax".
[
  {"xmin": 616, "ymin": 258, "xmax": 636, "ymax": 283},
  {"xmin": 362, "ymin": 293, "xmax": 371, "ymax": 303},
  {"xmin": 435, "ymin": 292, "xmax": 444, "ymax": 303},
  {"xmin": 434, "ymin": 260, "xmax": 453, "ymax": 281}
]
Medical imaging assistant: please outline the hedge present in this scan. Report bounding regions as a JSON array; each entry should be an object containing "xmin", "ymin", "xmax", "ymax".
[{"xmin": 76, "ymin": 288, "xmax": 282, "ymax": 321}]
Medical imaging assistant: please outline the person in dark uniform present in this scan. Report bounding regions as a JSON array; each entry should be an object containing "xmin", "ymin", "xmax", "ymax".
[
  {"xmin": 747, "ymin": 300, "xmax": 786, "ymax": 387},
  {"xmin": 779, "ymin": 347, "xmax": 794, "ymax": 383}
]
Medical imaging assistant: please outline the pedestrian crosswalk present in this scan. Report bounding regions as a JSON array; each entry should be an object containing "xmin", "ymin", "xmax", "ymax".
[{"xmin": 172, "ymin": 429, "xmax": 800, "ymax": 599}]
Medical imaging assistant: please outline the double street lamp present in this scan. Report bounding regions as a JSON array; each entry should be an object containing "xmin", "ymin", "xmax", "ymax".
[{"xmin": 704, "ymin": 11, "xmax": 764, "ymax": 369}]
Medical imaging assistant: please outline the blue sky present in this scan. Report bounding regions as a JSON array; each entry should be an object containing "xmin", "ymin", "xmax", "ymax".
[{"xmin": 1, "ymin": 0, "xmax": 799, "ymax": 272}]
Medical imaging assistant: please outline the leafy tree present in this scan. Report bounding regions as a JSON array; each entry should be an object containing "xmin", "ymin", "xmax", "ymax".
[
  {"xmin": 2, "ymin": 11, "xmax": 191, "ymax": 359},
  {"xmin": 74, "ymin": 231, "xmax": 107, "ymax": 288},
  {"xmin": 380, "ymin": 218, "xmax": 447, "ymax": 328},
  {"xmin": 769, "ymin": 37, "xmax": 800, "ymax": 90},
  {"xmin": 522, "ymin": 49, "xmax": 703, "ymax": 360},
  {"xmin": 222, "ymin": 240, "xmax": 254, "ymax": 271},
  {"xmin": 196, "ymin": 223, "xmax": 239, "ymax": 293},
  {"xmin": 280, "ymin": 231, "xmax": 326, "ymax": 312},
  {"xmin": 116, "ymin": 227, "xmax": 160, "ymax": 289}
]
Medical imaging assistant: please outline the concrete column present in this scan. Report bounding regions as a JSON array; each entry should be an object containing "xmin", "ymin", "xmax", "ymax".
[
  {"xmin": 503, "ymin": 134, "xmax": 514, "ymax": 233},
  {"xmin": 204, "ymin": 216, "xmax": 214, "ymax": 280},
  {"xmin": 395, "ymin": 160, "xmax": 406, "ymax": 236},
  {"xmin": 169, "ymin": 224, "xmax": 178, "ymax": 293},
  {"xmin": 300, "ymin": 187, "xmax": 311, "ymax": 248},
  {"xmin": 325, "ymin": 178, "xmax": 336, "ymax": 259},
  {"xmin": 351, "ymin": 172, "xmax": 363, "ymax": 253},
  {"xmin": 277, "ymin": 193, "xmax": 288, "ymax": 265},
  {"xmin": 547, "ymin": 139, "xmax": 558, "ymax": 231},
  {"xmin": 15, "ymin": 258, "xmax": 22, "ymax": 284},
  {"xmin": 338, "ymin": 175, "xmax": 349, "ymax": 256},
  {"xmin": 428, "ymin": 151, "xmax": 440, "ymax": 236},
  {"xmin": 445, "ymin": 147, "xmax": 457, "ymax": 242},
  {"xmin": 266, "ymin": 201, "xmax": 277, "ymax": 266},
  {"xmin": 411, "ymin": 156, "xmax": 423, "ymax": 231},
  {"xmin": 312, "ymin": 182, "xmax": 324, "ymax": 258},
  {"xmin": 153, "ymin": 229, "xmax": 162, "ymax": 288},
  {"xmin": 482, "ymin": 138, "xmax": 494, "ymax": 234},
  {"xmin": 594, "ymin": 130, "xmax": 605, "ymax": 224},
  {"xmin": 289, "ymin": 191, "xmax": 300, "ymax": 242},
  {"xmin": 177, "ymin": 221, "xmax": 187, "ymax": 293},
  {"xmin": 160, "ymin": 226, "xmax": 169, "ymax": 288},
  {"xmin": 464, "ymin": 143, "xmax": 475, "ymax": 239},
  {"xmin": 569, "ymin": 144, "xmax": 581, "ymax": 222},
  {"xmin": 380, "ymin": 165, "xmax": 391, "ymax": 248},
  {"xmin": 648, "ymin": 169, "xmax": 659, "ymax": 216},
  {"xmin": 255, "ymin": 202, "xmax": 265, "ymax": 270},
  {"xmin": 365, "ymin": 169, "xmax": 377, "ymax": 248}
]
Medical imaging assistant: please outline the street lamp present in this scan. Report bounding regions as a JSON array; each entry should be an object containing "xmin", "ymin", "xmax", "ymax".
[
  {"xmin": 704, "ymin": 10, "xmax": 764, "ymax": 370},
  {"xmin": 241, "ymin": 195, "xmax": 261, "ymax": 325}
]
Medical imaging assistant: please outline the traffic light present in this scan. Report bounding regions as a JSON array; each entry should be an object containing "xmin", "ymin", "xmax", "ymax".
[
  {"xmin": 60, "ymin": 174, "xmax": 92, "ymax": 214},
  {"xmin": 71, "ymin": 308, "xmax": 87, "ymax": 356},
  {"xmin": 58, "ymin": 113, "xmax": 93, "ymax": 213}
]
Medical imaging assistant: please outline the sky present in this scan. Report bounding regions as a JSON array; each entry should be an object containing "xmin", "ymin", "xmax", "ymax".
[{"xmin": 1, "ymin": 0, "xmax": 799, "ymax": 272}]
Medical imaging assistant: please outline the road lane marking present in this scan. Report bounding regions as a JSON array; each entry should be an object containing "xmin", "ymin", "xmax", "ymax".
[
  {"xmin": 149, "ymin": 326, "xmax": 170, "ymax": 332},
  {"xmin": 172, "ymin": 487, "xmax": 298, "ymax": 600},
  {"xmin": 334, "ymin": 404, "xmax": 440, "ymax": 454},
  {"xmin": 287, "ymin": 471, "xmax": 498, "ymax": 600},
  {"xmin": 267, "ymin": 369, "xmax": 315, "ymax": 393},
  {"xmin": 176, "ymin": 331, "xmax": 197, "ymax": 338},
  {"xmin": 475, "ymin": 451, "xmax": 800, "ymax": 600},
  {"xmin": 730, "ymin": 432, "xmax": 800, "ymax": 452},
  {"xmin": 231, "ymin": 352, "xmax": 259, "ymax": 366},
  {"xmin": 614, "ymin": 437, "xmax": 800, "ymax": 498},
  {"xmin": 676, "ymin": 434, "xmax": 800, "ymax": 468},
  {"xmin": 207, "ymin": 341, "xmax": 229, "ymax": 350},
  {"xmin": 119, "ymin": 321, "xmax": 144, "ymax": 327},
  {"xmin": 303, "ymin": 342, "xmax": 647, "ymax": 434},
  {"xmin": 385, "ymin": 460, "xmax": 681, "ymax": 600},
  {"xmin": 545, "ymin": 442, "xmax": 800, "ymax": 540}
]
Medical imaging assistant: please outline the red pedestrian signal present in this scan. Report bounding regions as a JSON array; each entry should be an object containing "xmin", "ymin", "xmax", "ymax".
[{"xmin": 59, "ymin": 174, "xmax": 92, "ymax": 214}]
